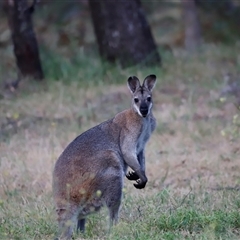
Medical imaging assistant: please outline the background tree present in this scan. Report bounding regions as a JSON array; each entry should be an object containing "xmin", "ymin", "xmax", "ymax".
[
  {"xmin": 88, "ymin": 0, "xmax": 161, "ymax": 68},
  {"xmin": 5, "ymin": 0, "xmax": 44, "ymax": 81},
  {"xmin": 182, "ymin": 0, "xmax": 202, "ymax": 51}
]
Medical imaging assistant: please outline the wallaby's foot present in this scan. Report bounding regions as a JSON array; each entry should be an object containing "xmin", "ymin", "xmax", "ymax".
[
  {"xmin": 126, "ymin": 171, "xmax": 139, "ymax": 180},
  {"xmin": 77, "ymin": 219, "xmax": 86, "ymax": 233},
  {"xmin": 133, "ymin": 178, "xmax": 147, "ymax": 189}
]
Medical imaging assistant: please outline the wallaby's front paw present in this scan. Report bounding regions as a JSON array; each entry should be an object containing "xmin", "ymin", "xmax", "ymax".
[
  {"xmin": 126, "ymin": 171, "xmax": 139, "ymax": 180},
  {"xmin": 133, "ymin": 179, "xmax": 147, "ymax": 189}
]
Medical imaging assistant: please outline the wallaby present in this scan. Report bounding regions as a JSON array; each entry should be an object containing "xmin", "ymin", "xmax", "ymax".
[{"xmin": 52, "ymin": 74, "xmax": 157, "ymax": 239}]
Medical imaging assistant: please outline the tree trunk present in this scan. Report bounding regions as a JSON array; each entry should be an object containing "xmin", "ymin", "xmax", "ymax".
[
  {"xmin": 5, "ymin": 0, "xmax": 44, "ymax": 80},
  {"xmin": 182, "ymin": 0, "xmax": 202, "ymax": 51},
  {"xmin": 88, "ymin": 0, "xmax": 161, "ymax": 68}
]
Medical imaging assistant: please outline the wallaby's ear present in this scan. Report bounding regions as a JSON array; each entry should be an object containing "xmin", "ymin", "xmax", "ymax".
[
  {"xmin": 128, "ymin": 76, "xmax": 140, "ymax": 94},
  {"xmin": 143, "ymin": 74, "xmax": 156, "ymax": 92}
]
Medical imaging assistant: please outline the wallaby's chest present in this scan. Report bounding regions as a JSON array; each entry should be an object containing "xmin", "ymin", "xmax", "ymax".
[{"xmin": 136, "ymin": 119, "xmax": 152, "ymax": 153}]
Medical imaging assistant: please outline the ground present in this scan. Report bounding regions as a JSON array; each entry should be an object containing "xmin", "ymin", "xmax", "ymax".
[{"xmin": 1, "ymin": 44, "xmax": 240, "ymax": 239}]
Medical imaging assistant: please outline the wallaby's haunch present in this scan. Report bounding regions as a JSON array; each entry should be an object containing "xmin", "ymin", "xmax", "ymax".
[{"xmin": 52, "ymin": 75, "xmax": 157, "ymax": 239}]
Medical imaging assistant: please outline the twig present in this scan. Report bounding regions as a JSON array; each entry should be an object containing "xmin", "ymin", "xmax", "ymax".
[{"xmin": 169, "ymin": 186, "xmax": 193, "ymax": 214}]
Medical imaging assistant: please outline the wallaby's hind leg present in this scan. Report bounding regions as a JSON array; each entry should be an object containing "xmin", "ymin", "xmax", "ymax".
[
  {"xmin": 77, "ymin": 218, "xmax": 86, "ymax": 233},
  {"xmin": 105, "ymin": 177, "xmax": 122, "ymax": 230},
  {"xmin": 56, "ymin": 207, "xmax": 78, "ymax": 240},
  {"xmin": 108, "ymin": 199, "xmax": 121, "ymax": 228}
]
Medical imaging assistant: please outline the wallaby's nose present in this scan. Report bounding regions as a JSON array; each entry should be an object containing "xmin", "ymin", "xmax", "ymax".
[{"xmin": 140, "ymin": 103, "xmax": 148, "ymax": 117}]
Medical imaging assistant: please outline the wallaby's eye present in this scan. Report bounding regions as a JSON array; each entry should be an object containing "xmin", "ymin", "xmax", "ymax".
[
  {"xmin": 134, "ymin": 98, "xmax": 139, "ymax": 103},
  {"xmin": 147, "ymin": 96, "xmax": 151, "ymax": 102}
]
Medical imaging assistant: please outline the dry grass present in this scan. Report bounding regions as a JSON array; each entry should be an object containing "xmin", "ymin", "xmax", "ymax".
[{"xmin": 1, "ymin": 44, "xmax": 240, "ymax": 239}]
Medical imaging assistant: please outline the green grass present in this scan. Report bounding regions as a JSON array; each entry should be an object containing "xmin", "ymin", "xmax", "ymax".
[
  {"xmin": 0, "ymin": 194, "xmax": 56, "ymax": 240},
  {"xmin": 0, "ymin": 189, "xmax": 240, "ymax": 239},
  {"xmin": 110, "ymin": 190, "xmax": 240, "ymax": 240}
]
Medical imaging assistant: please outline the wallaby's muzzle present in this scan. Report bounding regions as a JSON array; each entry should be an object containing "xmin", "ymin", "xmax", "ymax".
[{"xmin": 140, "ymin": 103, "xmax": 148, "ymax": 117}]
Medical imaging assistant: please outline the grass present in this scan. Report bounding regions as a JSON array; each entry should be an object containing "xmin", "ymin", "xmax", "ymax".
[
  {"xmin": 0, "ymin": 188, "xmax": 240, "ymax": 239},
  {"xmin": 1, "ymin": 5, "xmax": 240, "ymax": 238},
  {"xmin": 111, "ymin": 191, "xmax": 240, "ymax": 240}
]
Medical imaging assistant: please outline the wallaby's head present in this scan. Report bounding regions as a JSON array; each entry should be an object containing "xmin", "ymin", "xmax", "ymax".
[{"xmin": 128, "ymin": 74, "xmax": 156, "ymax": 117}]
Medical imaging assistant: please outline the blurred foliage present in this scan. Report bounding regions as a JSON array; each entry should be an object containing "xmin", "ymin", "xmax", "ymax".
[
  {"xmin": 196, "ymin": 0, "xmax": 240, "ymax": 44},
  {"xmin": 0, "ymin": 0, "xmax": 240, "ymax": 82}
]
